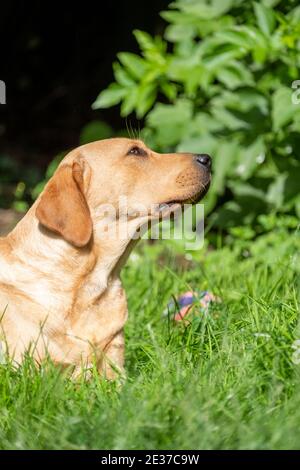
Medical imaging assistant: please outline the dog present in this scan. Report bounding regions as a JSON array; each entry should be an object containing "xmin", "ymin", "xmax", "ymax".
[{"xmin": 0, "ymin": 138, "xmax": 211, "ymax": 378}]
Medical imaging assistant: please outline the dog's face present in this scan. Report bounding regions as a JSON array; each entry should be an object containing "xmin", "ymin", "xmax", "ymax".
[{"xmin": 36, "ymin": 138, "xmax": 211, "ymax": 247}]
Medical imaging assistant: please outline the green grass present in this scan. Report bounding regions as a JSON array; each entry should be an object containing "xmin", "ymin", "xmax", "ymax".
[{"xmin": 0, "ymin": 228, "xmax": 300, "ymax": 449}]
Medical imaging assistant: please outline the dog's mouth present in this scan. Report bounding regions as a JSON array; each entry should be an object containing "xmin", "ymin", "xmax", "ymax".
[
  {"xmin": 155, "ymin": 182, "xmax": 210, "ymax": 218},
  {"xmin": 156, "ymin": 201, "xmax": 182, "ymax": 217}
]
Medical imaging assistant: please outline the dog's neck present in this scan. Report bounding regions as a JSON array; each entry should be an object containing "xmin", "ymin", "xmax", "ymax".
[{"xmin": 6, "ymin": 204, "xmax": 139, "ymax": 312}]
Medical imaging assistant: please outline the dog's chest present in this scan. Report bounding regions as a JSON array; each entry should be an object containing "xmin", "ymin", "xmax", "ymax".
[
  {"xmin": 71, "ymin": 279, "xmax": 128, "ymax": 344},
  {"xmin": 0, "ymin": 271, "xmax": 128, "ymax": 367}
]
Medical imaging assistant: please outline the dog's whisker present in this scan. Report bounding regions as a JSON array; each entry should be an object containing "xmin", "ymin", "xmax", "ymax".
[{"xmin": 125, "ymin": 117, "xmax": 132, "ymax": 139}]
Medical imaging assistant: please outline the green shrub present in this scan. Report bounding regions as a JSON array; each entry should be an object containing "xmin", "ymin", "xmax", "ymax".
[{"xmin": 93, "ymin": 0, "xmax": 300, "ymax": 233}]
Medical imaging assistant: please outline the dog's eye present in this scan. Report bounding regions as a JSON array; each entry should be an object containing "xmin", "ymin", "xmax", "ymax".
[{"xmin": 127, "ymin": 146, "xmax": 147, "ymax": 157}]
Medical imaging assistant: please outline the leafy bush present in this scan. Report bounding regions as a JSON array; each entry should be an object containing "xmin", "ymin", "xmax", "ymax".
[{"xmin": 93, "ymin": 0, "xmax": 300, "ymax": 233}]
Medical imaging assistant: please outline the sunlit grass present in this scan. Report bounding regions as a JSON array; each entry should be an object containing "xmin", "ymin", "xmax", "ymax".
[{"xmin": 0, "ymin": 229, "xmax": 299, "ymax": 449}]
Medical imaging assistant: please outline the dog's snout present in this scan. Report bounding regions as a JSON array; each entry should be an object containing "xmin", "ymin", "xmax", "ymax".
[{"xmin": 195, "ymin": 153, "xmax": 212, "ymax": 170}]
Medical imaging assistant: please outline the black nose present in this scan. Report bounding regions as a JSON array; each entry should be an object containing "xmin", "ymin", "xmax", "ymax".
[{"xmin": 195, "ymin": 153, "xmax": 212, "ymax": 169}]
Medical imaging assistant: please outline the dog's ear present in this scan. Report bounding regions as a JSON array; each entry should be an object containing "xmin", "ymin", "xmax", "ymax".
[{"xmin": 36, "ymin": 159, "xmax": 92, "ymax": 247}]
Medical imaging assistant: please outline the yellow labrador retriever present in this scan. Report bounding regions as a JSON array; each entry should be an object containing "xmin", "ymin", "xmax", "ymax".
[{"xmin": 0, "ymin": 138, "xmax": 211, "ymax": 377}]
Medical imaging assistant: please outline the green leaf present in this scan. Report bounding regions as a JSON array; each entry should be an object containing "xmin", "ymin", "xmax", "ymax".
[
  {"xmin": 210, "ymin": 140, "xmax": 239, "ymax": 195},
  {"xmin": 160, "ymin": 82, "xmax": 177, "ymax": 101},
  {"xmin": 267, "ymin": 173, "xmax": 288, "ymax": 208},
  {"xmin": 180, "ymin": 0, "xmax": 234, "ymax": 20},
  {"xmin": 212, "ymin": 107, "xmax": 249, "ymax": 131},
  {"xmin": 31, "ymin": 181, "xmax": 46, "ymax": 200},
  {"xmin": 236, "ymin": 137, "xmax": 265, "ymax": 180},
  {"xmin": 12, "ymin": 200, "xmax": 29, "ymax": 213},
  {"xmin": 136, "ymin": 84, "xmax": 157, "ymax": 118},
  {"xmin": 177, "ymin": 135, "xmax": 218, "ymax": 155},
  {"xmin": 92, "ymin": 84, "xmax": 127, "ymax": 109},
  {"xmin": 262, "ymin": 0, "xmax": 281, "ymax": 6},
  {"xmin": 120, "ymin": 88, "xmax": 139, "ymax": 116},
  {"xmin": 213, "ymin": 88, "xmax": 268, "ymax": 114},
  {"xmin": 80, "ymin": 120, "xmax": 113, "ymax": 144},
  {"xmin": 165, "ymin": 24, "xmax": 197, "ymax": 42},
  {"xmin": 272, "ymin": 87, "xmax": 295, "ymax": 131},
  {"xmin": 113, "ymin": 63, "xmax": 135, "ymax": 87},
  {"xmin": 133, "ymin": 30, "xmax": 156, "ymax": 52},
  {"xmin": 203, "ymin": 47, "xmax": 244, "ymax": 69},
  {"xmin": 46, "ymin": 152, "xmax": 65, "ymax": 179},
  {"xmin": 295, "ymin": 195, "xmax": 300, "ymax": 218},
  {"xmin": 230, "ymin": 181, "xmax": 266, "ymax": 200},
  {"xmin": 229, "ymin": 225, "xmax": 256, "ymax": 240},
  {"xmin": 117, "ymin": 52, "xmax": 147, "ymax": 79},
  {"xmin": 147, "ymin": 100, "xmax": 193, "ymax": 147},
  {"xmin": 160, "ymin": 10, "xmax": 195, "ymax": 26},
  {"xmin": 214, "ymin": 29, "xmax": 255, "ymax": 49},
  {"xmin": 254, "ymin": 2, "xmax": 276, "ymax": 36},
  {"xmin": 216, "ymin": 61, "xmax": 254, "ymax": 89},
  {"xmin": 14, "ymin": 181, "xmax": 26, "ymax": 199}
]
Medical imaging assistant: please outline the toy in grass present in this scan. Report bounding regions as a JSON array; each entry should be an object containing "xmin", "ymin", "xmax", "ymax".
[{"xmin": 164, "ymin": 289, "xmax": 220, "ymax": 322}]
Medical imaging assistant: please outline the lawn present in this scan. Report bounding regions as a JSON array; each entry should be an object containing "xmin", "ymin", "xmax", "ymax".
[{"xmin": 0, "ymin": 228, "xmax": 299, "ymax": 450}]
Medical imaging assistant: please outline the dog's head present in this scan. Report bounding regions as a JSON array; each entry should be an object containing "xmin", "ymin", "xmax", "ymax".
[{"xmin": 36, "ymin": 138, "xmax": 211, "ymax": 247}]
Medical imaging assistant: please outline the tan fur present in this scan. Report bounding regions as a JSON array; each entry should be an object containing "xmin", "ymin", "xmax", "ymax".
[{"xmin": 0, "ymin": 138, "xmax": 210, "ymax": 378}]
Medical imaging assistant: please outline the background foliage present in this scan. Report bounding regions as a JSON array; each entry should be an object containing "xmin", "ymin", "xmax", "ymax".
[
  {"xmin": 1, "ymin": 0, "xmax": 300, "ymax": 242},
  {"xmin": 93, "ymin": 0, "xmax": 300, "ymax": 240}
]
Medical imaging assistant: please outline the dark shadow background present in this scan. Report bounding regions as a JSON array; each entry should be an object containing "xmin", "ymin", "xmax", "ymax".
[{"xmin": 0, "ymin": 0, "xmax": 168, "ymax": 168}]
